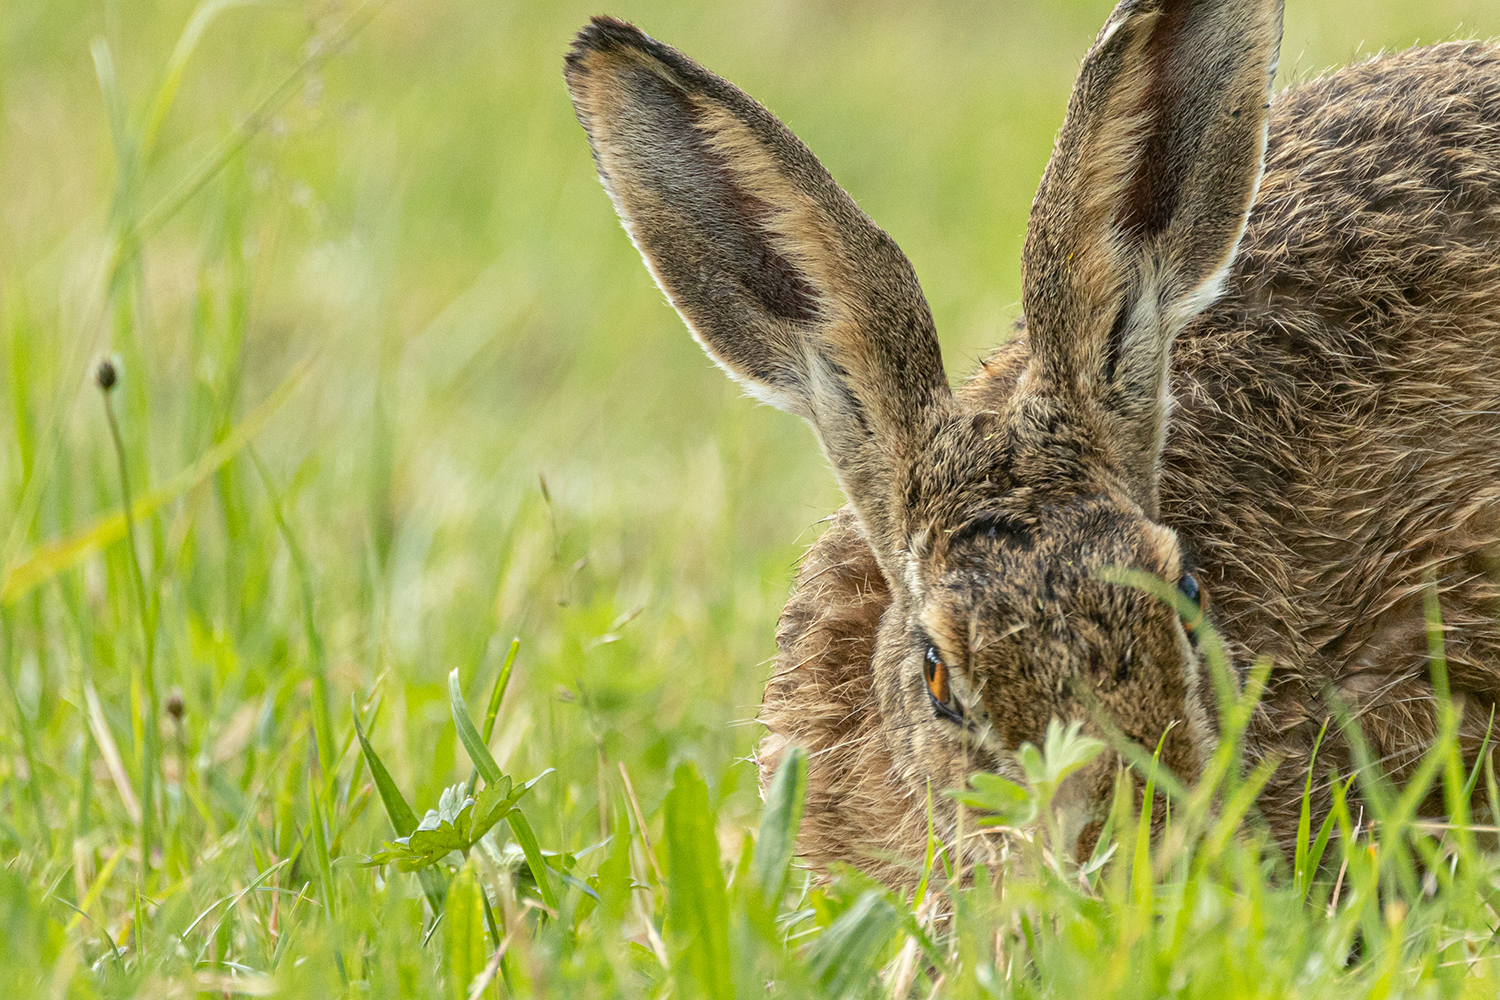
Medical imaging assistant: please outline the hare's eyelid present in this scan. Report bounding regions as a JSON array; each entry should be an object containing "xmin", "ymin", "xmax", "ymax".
[
  {"xmin": 917, "ymin": 609, "xmax": 969, "ymax": 666},
  {"xmin": 920, "ymin": 634, "xmax": 965, "ymax": 674},
  {"xmin": 1174, "ymin": 543, "xmax": 1204, "ymax": 583}
]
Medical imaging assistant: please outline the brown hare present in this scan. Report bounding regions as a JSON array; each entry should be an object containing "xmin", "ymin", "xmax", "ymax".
[{"xmin": 565, "ymin": 0, "xmax": 1500, "ymax": 887}]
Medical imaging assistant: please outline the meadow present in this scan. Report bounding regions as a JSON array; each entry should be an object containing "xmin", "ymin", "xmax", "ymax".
[{"xmin": 5, "ymin": 0, "xmax": 1500, "ymax": 996}]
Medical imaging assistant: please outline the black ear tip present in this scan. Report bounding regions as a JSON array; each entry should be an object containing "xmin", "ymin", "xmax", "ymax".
[{"xmin": 566, "ymin": 15, "xmax": 650, "ymax": 72}]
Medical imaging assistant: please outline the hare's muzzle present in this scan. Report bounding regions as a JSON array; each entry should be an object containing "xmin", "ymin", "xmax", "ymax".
[{"xmin": 1050, "ymin": 751, "xmax": 1121, "ymax": 867}]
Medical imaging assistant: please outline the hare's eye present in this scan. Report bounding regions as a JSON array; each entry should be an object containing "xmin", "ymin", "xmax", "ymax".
[
  {"xmin": 1177, "ymin": 572, "xmax": 1207, "ymax": 637},
  {"xmin": 924, "ymin": 646, "xmax": 964, "ymax": 724}
]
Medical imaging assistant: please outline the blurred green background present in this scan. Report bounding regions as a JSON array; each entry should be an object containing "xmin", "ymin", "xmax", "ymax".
[{"xmin": 2, "ymin": 0, "xmax": 1500, "ymax": 986}]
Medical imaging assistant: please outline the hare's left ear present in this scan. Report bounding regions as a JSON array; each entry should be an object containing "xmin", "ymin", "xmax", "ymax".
[
  {"xmin": 1022, "ymin": 0, "xmax": 1283, "ymax": 516},
  {"xmin": 564, "ymin": 17, "xmax": 953, "ymax": 568}
]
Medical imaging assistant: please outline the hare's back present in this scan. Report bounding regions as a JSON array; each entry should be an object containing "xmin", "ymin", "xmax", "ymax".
[{"xmin": 1164, "ymin": 41, "xmax": 1500, "ymax": 689}]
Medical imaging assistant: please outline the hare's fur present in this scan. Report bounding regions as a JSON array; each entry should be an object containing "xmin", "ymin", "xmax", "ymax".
[{"xmin": 566, "ymin": 5, "xmax": 1500, "ymax": 887}]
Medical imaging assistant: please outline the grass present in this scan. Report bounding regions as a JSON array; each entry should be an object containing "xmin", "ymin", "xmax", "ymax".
[{"xmin": 4, "ymin": 0, "xmax": 1500, "ymax": 996}]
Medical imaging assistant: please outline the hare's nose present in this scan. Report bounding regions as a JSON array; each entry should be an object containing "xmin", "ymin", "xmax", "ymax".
[
  {"xmin": 1050, "ymin": 754, "xmax": 1114, "ymax": 865},
  {"xmin": 1051, "ymin": 787, "xmax": 1104, "ymax": 865},
  {"xmin": 1073, "ymin": 818, "xmax": 1106, "ymax": 867}
]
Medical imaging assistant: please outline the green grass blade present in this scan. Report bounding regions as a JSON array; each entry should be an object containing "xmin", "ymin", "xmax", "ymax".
[
  {"xmin": 449, "ymin": 667, "xmax": 503, "ymax": 786},
  {"xmin": 252, "ymin": 446, "xmax": 335, "ymax": 791},
  {"xmin": 482, "ymin": 638, "xmax": 519, "ymax": 744},
  {"xmin": 1294, "ymin": 718, "xmax": 1330, "ymax": 898},
  {"xmin": 663, "ymin": 761, "xmax": 732, "ymax": 1000},
  {"xmin": 89, "ymin": 37, "xmax": 130, "ymax": 168},
  {"xmin": 1461, "ymin": 708, "xmax": 1495, "ymax": 806},
  {"xmin": 1201, "ymin": 755, "xmax": 1279, "ymax": 861},
  {"xmin": 447, "ymin": 861, "xmax": 487, "ymax": 1000},
  {"xmin": 806, "ymin": 890, "xmax": 901, "ymax": 999},
  {"xmin": 751, "ymin": 746, "xmax": 806, "ymax": 911},
  {"xmin": 506, "ymin": 811, "xmax": 558, "ymax": 913},
  {"xmin": 308, "ymin": 757, "xmax": 338, "ymax": 922},
  {"xmin": 127, "ymin": 0, "xmax": 389, "ymax": 248},
  {"xmin": 353, "ymin": 698, "xmax": 446, "ymax": 913},
  {"xmin": 0, "ymin": 615, "xmax": 49, "ymax": 851},
  {"xmin": 184, "ymin": 858, "xmax": 290, "ymax": 957},
  {"xmin": 141, "ymin": 0, "xmax": 262, "ymax": 162},
  {"xmin": 466, "ymin": 638, "xmax": 519, "ymax": 798},
  {"xmin": 1305, "ymin": 774, "xmax": 1355, "ymax": 898},
  {"xmin": 352, "ymin": 698, "xmax": 419, "ymax": 837}
]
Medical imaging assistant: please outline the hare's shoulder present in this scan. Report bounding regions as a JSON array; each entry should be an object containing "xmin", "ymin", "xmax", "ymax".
[
  {"xmin": 1161, "ymin": 40, "xmax": 1500, "ymax": 698},
  {"xmin": 1234, "ymin": 40, "xmax": 1500, "ymax": 311}
]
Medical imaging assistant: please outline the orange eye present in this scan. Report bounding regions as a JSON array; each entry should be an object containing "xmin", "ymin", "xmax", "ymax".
[
  {"xmin": 924, "ymin": 646, "xmax": 950, "ymax": 703},
  {"xmin": 924, "ymin": 645, "xmax": 964, "ymax": 724}
]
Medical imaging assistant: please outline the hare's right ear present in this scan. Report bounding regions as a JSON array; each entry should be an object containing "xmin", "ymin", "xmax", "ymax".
[
  {"xmin": 565, "ymin": 17, "xmax": 952, "ymax": 564},
  {"xmin": 1022, "ymin": 0, "xmax": 1284, "ymax": 517}
]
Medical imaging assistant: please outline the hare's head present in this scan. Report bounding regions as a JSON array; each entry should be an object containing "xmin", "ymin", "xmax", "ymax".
[{"xmin": 566, "ymin": 0, "xmax": 1283, "ymax": 853}]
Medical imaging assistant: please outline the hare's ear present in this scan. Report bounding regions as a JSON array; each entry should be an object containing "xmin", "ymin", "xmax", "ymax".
[
  {"xmin": 566, "ymin": 17, "xmax": 951, "ymax": 560},
  {"xmin": 1022, "ymin": 0, "xmax": 1283, "ymax": 515}
]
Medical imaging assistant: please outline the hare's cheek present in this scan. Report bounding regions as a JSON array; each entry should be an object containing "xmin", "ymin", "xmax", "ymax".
[{"xmin": 1177, "ymin": 646, "xmax": 1220, "ymax": 777}]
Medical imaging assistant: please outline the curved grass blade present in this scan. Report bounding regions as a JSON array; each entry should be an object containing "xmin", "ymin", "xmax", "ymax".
[
  {"xmin": 141, "ymin": 0, "xmax": 263, "ymax": 162},
  {"xmin": 353, "ymin": 697, "xmax": 446, "ymax": 912},
  {"xmin": 466, "ymin": 638, "xmax": 520, "ymax": 798},
  {"xmin": 353, "ymin": 697, "xmax": 418, "ymax": 836},
  {"xmin": 506, "ymin": 811, "xmax": 558, "ymax": 912},
  {"xmin": 450, "ymin": 668, "xmax": 503, "ymax": 786},
  {"xmin": 129, "ymin": 0, "xmax": 390, "ymax": 247},
  {"xmin": 482, "ymin": 639, "xmax": 520, "ymax": 743}
]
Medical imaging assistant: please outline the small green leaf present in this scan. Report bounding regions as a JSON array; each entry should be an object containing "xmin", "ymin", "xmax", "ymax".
[
  {"xmin": 1018, "ymin": 743, "xmax": 1046, "ymax": 788},
  {"xmin": 472, "ymin": 778, "xmax": 514, "ymax": 828},
  {"xmin": 1041, "ymin": 719, "xmax": 1106, "ymax": 787},
  {"xmin": 471, "ymin": 769, "xmax": 552, "ymax": 840},
  {"xmin": 407, "ymin": 818, "xmax": 472, "ymax": 863},
  {"xmin": 364, "ymin": 773, "xmax": 554, "ymax": 874},
  {"xmin": 393, "ymin": 786, "xmax": 477, "ymax": 870},
  {"xmin": 945, "ymin": 773, "xmax": 1037, "ymax": 828}
]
